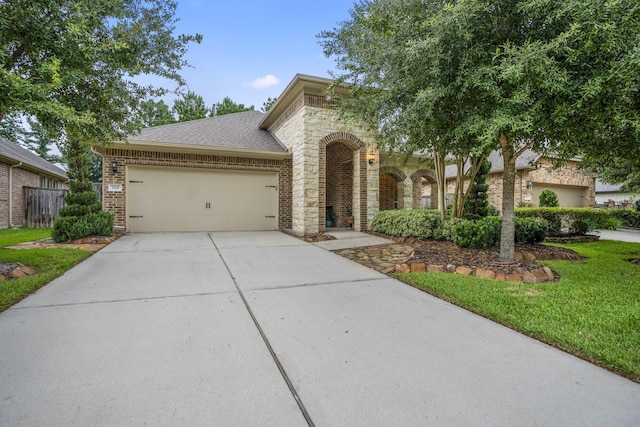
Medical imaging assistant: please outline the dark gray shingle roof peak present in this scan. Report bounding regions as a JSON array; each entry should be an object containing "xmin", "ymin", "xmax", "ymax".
[
  {"xmin": 445, "ymin": 149, "xmax": 542, "ymax": 178},
  {"xmin": 127, "ymin": 110, "xmax": 287, "ymax": 153},
  {"xmin": 0, "ymin": 136, "xmax": 67, "ymax": 179}
]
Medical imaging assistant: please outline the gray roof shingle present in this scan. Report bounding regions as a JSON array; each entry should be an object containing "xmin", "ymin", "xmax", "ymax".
[
  {"xmin": 127, "ymin": 110, "xmax": 287, "ymax": 153},
  {"xmin": 0, "ymin": 136, "xmax": 67, "ymax": 179},
  {"xmin": 445, "ymin": 149, "xmax": 541, "ymax": 178},
  {"xmin": 595, "ymin": 179, "xmax": 623, "ymax": 193}
]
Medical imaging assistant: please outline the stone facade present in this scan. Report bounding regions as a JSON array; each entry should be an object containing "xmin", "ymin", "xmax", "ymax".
[
  {"xmin": 270, "ymin": 93, "xmax": 376, "ymax": 235},
  {"xmin": 378, "ymin": 158, "xmax": 438, "ymax": 211},
  {"xmin": 101, "ymin": 147, "xmax": 292, "ymax": 231}
]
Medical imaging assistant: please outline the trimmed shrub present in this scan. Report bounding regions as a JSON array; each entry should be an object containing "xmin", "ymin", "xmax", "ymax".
[
  {"xmin": 53, "ymin": 179, "xmax": 114, "ymax": 242},
  {"xmin": 609, "ymin": 209, "xmax": 640, "ymax": 229},
  {"xmin": 539, "ymin": 189, "xmax": 559, "ymax": 207},
  {"xmin": 635, "ymin": 199, "xmax": 640, "ymax": 212},
  {"xmin": 462, "ymin": 158, "xmax": 492, "ymax": 220},
  {"xmin": 51, "ymin": 211, "xmax": 114, "ymax": 242},
  {"xmin": 515, "ymin": 217, "xmax": 549, "ymax": 244},
  {"xmin": 372, "ymin": 209, "xmax": 549, "ymax": 248},
  {"xmin": 447, "ymin": 216, "xmax": 547, "ymax": 249},
  {"xmin": 570, "ymin": 218, "xmax": 596, "ymax": 235},
  {"xmin": 371, "ymin": 210, "xmax": 444, "ymax": 239},
  {"xmin": 516, "ymin": 207, "xmax": 611, "ymax": 236}
]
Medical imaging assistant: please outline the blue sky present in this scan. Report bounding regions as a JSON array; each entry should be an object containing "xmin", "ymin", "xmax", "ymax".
[{"xmin": 156, "ymin": 1, "xmax": 354, "ymax": 111}]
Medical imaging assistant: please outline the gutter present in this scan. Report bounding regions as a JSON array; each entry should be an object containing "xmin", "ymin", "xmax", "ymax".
[{"xmin": 8, "ymin": 161, "xmax": 23, "ymax": 228}]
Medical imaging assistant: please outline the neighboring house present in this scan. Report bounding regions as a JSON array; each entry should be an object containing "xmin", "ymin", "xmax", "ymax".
[
  {"xmin": 0, "ymin": 136, "xmax": 68, "ymax": 228},
  {"xmin": 422, "ymin": 150, "xmax": 596, "ymax": 210},
  {"xmin": 595, "ymin": 179, "xmax": 636, "ymax": 207}
]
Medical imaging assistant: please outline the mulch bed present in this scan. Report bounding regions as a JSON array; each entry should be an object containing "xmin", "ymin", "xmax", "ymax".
[{"xmin": 366, "ymin": 231, "xmax": 584, "ymax": 281}]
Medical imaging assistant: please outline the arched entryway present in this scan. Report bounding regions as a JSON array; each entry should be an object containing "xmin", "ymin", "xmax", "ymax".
[
  {"xmin": 379, "ymin": 166, "xmax": 406, "ymax": 210},
  {"xmin": 411, "ymin": 169, "xmax": 439, "ymax": 209},
  {"xmin": 319, "ymin": 132, "xmax": 367, "ymax": 231}
]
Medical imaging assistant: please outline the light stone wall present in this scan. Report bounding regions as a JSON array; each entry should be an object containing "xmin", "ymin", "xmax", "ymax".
[
  {"xmin": 273, "ymin": 103, "xmax": 316, "ymax": 235},
  {"xmin": 273, "ymin": 101, "xmax": 376, "ymax": 234},
  {"xmin": 379, "ymin": 155, "xmax": 428, "ymax": 211}
]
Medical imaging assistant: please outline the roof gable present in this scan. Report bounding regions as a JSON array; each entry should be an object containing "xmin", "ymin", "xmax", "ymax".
[{"xmin": 0, "ymin": 136, "xmax": 67, "ymax": 179}]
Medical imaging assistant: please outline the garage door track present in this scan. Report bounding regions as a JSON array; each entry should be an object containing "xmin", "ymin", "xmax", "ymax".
[{"xmin": 1, "ymin": 232, "xmax": 639, "ymax": 426}]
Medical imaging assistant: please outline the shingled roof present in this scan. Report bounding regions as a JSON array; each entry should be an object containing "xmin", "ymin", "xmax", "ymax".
[
  {"xmin": 0, "ymin": 136, "xmax": 67, "ymax": 179},
  {"xmin": 126, "ymin": 110, "xmax": 287, "ymax": 153},
  {"xmin": 445, "ymin": 149, "xmax": 541, "ymax": 178}
]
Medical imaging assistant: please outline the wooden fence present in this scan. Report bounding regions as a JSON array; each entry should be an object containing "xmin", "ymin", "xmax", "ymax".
[{"xmin": 23, "ymin": 187, "xmax": 68, "ymax": 228}]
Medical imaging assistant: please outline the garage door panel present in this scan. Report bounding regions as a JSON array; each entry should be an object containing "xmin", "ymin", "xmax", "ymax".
[
  {"xmin": 127, "ymin": 166, "xmax": 278, "ymax": 232},
  {"xmin": 532, "ymin": 184, "xmax": 586, "ymax": 207}
]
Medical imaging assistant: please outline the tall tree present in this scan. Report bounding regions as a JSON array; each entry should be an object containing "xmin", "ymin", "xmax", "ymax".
[
  {"xmin": 21, "ymin": 117, "xmax": 63, "ymax": 164},
  {"xmin": 0, "ymin": 114, "xmax": 23, "ymax": 143},
  {"xmin": 321, "ymin": 0, "xmax": 639, "ymax": 261},
  {"xmin": 172, "ymin": 91, "xmax": 209, "ymax": 122},
  {"xmin": 1, "ymin": 0, "xmax": 200, "ymax": 241},
  {"xmin": 319, "ymin": 0, "xmax": 489, "ymax": 223},
  {"xmin": 598, "ymin": 161, "xmax": 640, "ymax": 195},
  {"xmin": 0, "ymin": 0, "xmax": 201, "ymax": 142},
  {"xmin": 261, "ymin": 97, "xmax": 278, "ymax": 112},
  {"xmin": 136, "ymin": 100, "xmax": 176, "ymax": 128},
  {"xmin": 214, "ymin": 97, "xmax": 254, "ymax": 116}
]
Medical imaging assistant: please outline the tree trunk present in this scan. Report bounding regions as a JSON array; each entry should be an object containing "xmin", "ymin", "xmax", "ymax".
[
  {"xmin": 499, "ymin": 132, "xmax": 517, "ymax": 262},
  {"xmin": 434, "ymin": 152, "xmax": 447, "ymax": 222}
]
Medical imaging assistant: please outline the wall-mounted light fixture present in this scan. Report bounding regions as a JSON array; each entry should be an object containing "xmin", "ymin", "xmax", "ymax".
[
  {"xmin": 368, "ymin": 148, "xmax": 376, "ymax": 166},
  {"xmin": 526, "ymin": 180, "xmax": 533, "ymax": 190},
  {"xmin": 111, "ymin": 159, "xmax": 118, "ymax": 173}
]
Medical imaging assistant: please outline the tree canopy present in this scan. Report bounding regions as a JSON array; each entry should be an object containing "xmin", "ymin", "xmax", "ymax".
[
  {"xmin": 0, "ymin": 0, "xmax": 202, "ymax": 143},
  {"xmin": 137, "ymin": 100, "xmax": 176, "ymax": 128},
  {"xmin": 320, "ymin": 0, "xmax": 639, "ymax": 261},
  {"xmin": 261, "ymin": 97, "xmax": 278, "ymax": 112},
  {"xmin": 172, "ymin": 91, "xmax": 209, "ymax": 122},
  {"xmin": 214, "ymin": 97, "xmax": 254, "ymax": 116}
]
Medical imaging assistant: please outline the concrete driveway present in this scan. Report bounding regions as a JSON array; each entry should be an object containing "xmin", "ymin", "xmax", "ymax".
[
  {"xmin": 595, "ymin": 228, "xmax": 640, "ymax": 243},
  {"xmin": 1, "ymin": 232, "xmax": 639, "ymax": 426}
]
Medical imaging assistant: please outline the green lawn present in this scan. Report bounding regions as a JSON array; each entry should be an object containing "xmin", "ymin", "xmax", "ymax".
[
  {"xmin": 398, "ymin": 240, "xmax": 640, "ymax": 382},
  {"xmin": 0, "ymin": 228, "xmax": 91, "ymax": 312}
]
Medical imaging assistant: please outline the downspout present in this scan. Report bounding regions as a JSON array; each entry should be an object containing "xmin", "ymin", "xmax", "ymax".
[{"xmin": 8, "ymin": 161, "xmax": 23, "ymax": 228}]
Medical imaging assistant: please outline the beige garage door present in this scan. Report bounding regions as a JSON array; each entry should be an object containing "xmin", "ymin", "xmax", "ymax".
[
  {"xmin": 532, "ymin": 184, "xmax": 586, "ymax": 207},
  {"xmin": 127, "ymin": 166, "xmax": 278, "ymax": 232}
]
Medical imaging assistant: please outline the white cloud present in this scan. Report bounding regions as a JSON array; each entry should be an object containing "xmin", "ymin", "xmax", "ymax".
[{"xmin": 245, "ymin": 74, "xmax": 280, "ymax": 89}]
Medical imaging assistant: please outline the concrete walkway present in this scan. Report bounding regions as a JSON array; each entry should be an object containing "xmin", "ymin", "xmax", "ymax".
[
  {"xmin": 1, "ymin": 231, "xmax": 639, "ymax": 426},
  {"xmin": 313, "ymin": 229, "xmax": 395, "ymax": 250}
]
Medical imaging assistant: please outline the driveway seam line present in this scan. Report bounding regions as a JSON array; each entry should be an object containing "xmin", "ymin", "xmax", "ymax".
[
  {"xmin": 245, "ymin": 277, "xmax": 389, "ymax": 292},
  {"xmin": 208, "ymin": 233, "xmax": 315, "ymax": 427},
  {"xmin": 8, "ymin": 291, "xmax": 237, "ymax": 310}
]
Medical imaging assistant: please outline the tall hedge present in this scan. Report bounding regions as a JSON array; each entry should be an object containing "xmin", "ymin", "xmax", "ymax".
[{"xmin": 515, "ymin": 207, "xmax": 612, "ymax": 236}]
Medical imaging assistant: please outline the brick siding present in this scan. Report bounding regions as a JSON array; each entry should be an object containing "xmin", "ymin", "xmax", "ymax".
[
  {"xmin": 1, "ymin": 162, "xmax": 68, "ymax": 228},
  {"xmin": 379, "ymin": 174, "xmax": 398, "ymax": 211},
  {"xmin": 326, "ymin": 142, "xmax": 354, "ymax": 227}
]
